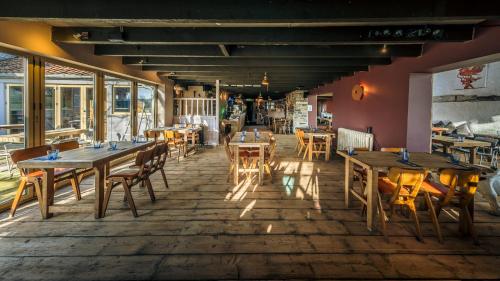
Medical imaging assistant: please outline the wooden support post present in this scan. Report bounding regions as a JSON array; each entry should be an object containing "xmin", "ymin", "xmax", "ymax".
[
  {"xmin": 131, "ymin": 81, "xmax": 138, "ymax": 138},
  {"xmin": 94, "ymin": 72, "xmax": 105, "ymax": 141}
]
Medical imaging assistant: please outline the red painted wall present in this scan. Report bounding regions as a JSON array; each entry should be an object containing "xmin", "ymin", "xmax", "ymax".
[{"xmin": 309, "ymin": 26, "xmax": 500, "ymax": 149}]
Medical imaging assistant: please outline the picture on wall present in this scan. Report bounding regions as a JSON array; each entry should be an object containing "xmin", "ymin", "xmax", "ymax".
[{"xmin": 454, "ymin": 64, "xmax": 488, "ymax": 90}]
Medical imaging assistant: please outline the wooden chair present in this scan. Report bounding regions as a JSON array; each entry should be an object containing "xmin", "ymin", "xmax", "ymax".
[
  {"xmin": 9, "ymin": 145, "xmax": 82, "ymax": 217},
  {"xmin": 51, "ymin": 139, "xmax": 92, "ymax": 184},
  {"xmin": 249, "ymin": 136, "xmax": 277, "ymax": 183},
  {"xmin": 377, "ymin": 168, "xmax": 427, "ymax": 241},
  {"xmin": 296, "ymin": 130, "xmax": 326, "ymax": 160},
  {"xmin": 103, "ymin": 147, "xmax": 156, "ymax": 217},
  {"xmin": 150, "ymin": 143, "xmax": 169, "ymax": 189},
  {"xmin": 224, "ymin": 135, "xmax": 250, "ymax": 183},
  {"xmin": 164, "ymin": 130, "xmax": 184, "ymax": 162},
  {"xmin": 420, "ymin": 169, "xmax": 480, "ymax": 243},
  {"xmin": 144, "ymin": 130, "xmax": 162, "ymax": 143}
]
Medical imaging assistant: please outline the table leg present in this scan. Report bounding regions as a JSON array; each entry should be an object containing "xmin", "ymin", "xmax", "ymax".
[
  {"xmin": 94, "ymin": 165, "xmax": 105, "ymax": 218},
  {"xmin": 344, "ymin": 158, "xmax": 353, "ymax": 208},
  {"xmin": 233, "ymin": 145, "xmax": 239, "ymax": 185},
  {"xmin": 192, "ymin": 132, "xmax": 197, "ymax": 151},
  {"xmin": 259, "ymin": 145, "xmax": 265, "ymax": 185},
  {"xmin": 325, "ymin": 135, "xmax": 331, "ymax": 161},
  {"xmin": 41, "ymin": 168, "xmax": 54, "ymax": 219},
  {"xmin": 469, "ymin": 147, "xmax": 476, "ymax": 164},
  {"xmin": 308, "ymin": 134, "xmax": 313, "ymax": 161},
  {"xmin": 366, "ymin": 168, "xmax": 379, "ymax": 232},
  {"xmin": 184, "ymin": 133, "xmax": 188, "ymax": 157}
]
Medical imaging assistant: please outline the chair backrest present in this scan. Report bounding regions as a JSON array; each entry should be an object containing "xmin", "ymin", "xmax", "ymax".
[
  {"xmin": 51, "ymin": 139, "xmax": 79, "ymax": 152},
  {"xmin": 135, "ymin": 147, "xmax": 155, "ymax": 177},
  {"xmin": 10, "ymin": 145, "xmax": 51, "ymax": 164},
  {"xmin": 10, "ymin": 145, "xmax": 51, "ymax": 176},
  {"xmin": 164, "ymin": 130, "xmax": 174, "ymax": 139},
  {"xmin": 145, "ymin": 130, "xmax": 161, "ymax": 141},
  {"xmin": 381, "ymin": 147, "xmax": 402, "ymax": 153},
  {"xmin": 457, "ymin": 170, "xmax": 480, "ymax": 204},
  {"xmin": 297, "ymin": 130, "xmax": 307, "ymax": 146},
  {"xmin": 155, "ymin": 143, "xmax": 168, "ymax": 169},
  {"xmin": 437, "ymin": 168, "xmax": 479, "ymax": 206},
  {"xmin": 387, "ymin": 168, "xmax": 426, "ymax": 198}
]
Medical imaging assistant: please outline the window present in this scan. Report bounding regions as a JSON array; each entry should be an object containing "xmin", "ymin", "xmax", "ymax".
[
  {"xmin": 137, "ymin": 83, "xmax": 155, "ymax": 137},
  {"xmin": 0, "ymin": 52, "xmax": 26, "ymax": 205},
  {"xmin": 105, "ymin": 75, "xmax": 132, "ymax": 141},
  {"xmin": 113, "ymin": 86, "xmax": 131, "ymax": 113},
  {"xmin": 6, "ymin": 85, "xmax": 24, "ymax": 129},
  {"xmin": 44, "ymin": 62, "xmax": 94, "ymax": 143},
  {"xmin": 60, "ymin": 87, "xmax": 82, "ymax": 129},
  {"xmin": 45, "ymin": 87, "xmax": 56, "ymax": 130}
]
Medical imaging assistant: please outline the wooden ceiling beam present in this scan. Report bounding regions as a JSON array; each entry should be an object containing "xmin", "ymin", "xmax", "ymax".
[
  {"xmin": 95, "ymin": 44, "xmax": 423, "ymax": 57},
  {"xmin": 125, "ymin": 57, "xmax": 391, "ymax": 67},
  {"xmin": 53, "ymin": 25, "xmax": 475, "ymax": 45},
  {"xmin": 151, "ymin": 65, "xmax": 368, "ymax": 72}
]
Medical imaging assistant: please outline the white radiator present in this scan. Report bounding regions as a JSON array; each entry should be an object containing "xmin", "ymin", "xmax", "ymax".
[{"xmin": 337, "ymin": 128, "xmax": 374, "ymax": 151}]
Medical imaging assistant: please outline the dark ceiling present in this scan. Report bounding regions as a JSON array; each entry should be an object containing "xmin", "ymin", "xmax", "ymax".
[{"xmin": 1, "ymin": 0, "xmax": 499, "ymax": 97}]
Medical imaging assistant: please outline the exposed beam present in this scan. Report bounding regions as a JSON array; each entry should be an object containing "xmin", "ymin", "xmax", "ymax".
[
  {"xmin": 218, "ymin": 45, "xmax": 230, "ymax": 57},
  {"xmin": 166, "ymin": 73, "xmax": 350, "ymax": 80},
  {"xmin": 95, "ymin": 44, "xmax": 423, "ymax": 57},
  {"xmin": 151, "ymin": 65, "xmax": 369, "ymax": 72},
  {"xmin": 125, "ymin": 57, "xmax": 391, "ymax": 66},
  {"xmin": 2, "ymin": 0, "xmax": 496, "ymax": 26},
  {"xmin": 53, "ymin": 25, "xmax": 475, "ymax": 45},
  {"xmin": 94, "ymin": 45, "xmax": 223, "ymax": 57},
  {"xmin": 173, "ymin": 79, "xmax": 333, "ymax": 88}
]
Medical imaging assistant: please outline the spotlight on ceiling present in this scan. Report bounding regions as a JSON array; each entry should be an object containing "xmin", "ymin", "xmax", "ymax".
[{"xmin": 381, "ymin": 44, "xmax": 388, "ymax": 54}]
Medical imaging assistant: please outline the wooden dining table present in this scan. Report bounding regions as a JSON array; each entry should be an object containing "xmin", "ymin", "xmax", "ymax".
[
  {"xmin": 337, "ymin": 150, "xmax": 477, "ymax": 231},
  {"xmin": 302, "ymin": 129, "xmax": 335, "ymax": 161},
  {"xmin": 17, "ymin": 141, "xmax": 153, "ymax": 219},
  {"xmin": 229, "ymin": 132, "xmax": 270, "ymax": 185},
  {"xmin": 432, "ymin": 135, "xmax": 491, "ymax": 164}
]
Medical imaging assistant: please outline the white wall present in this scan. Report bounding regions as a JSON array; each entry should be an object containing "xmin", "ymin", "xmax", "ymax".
[
  {"xmin": 432, "ymin": 61, "xmax": 500, "ymax": 123},
  {"xmin": 407, "ymin": 73, "xmax": 433, "ymax": 152}
]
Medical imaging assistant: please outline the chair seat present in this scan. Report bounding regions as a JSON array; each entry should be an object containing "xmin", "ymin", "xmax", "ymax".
[
  {"xmin": 378, "ymin": 177, "xmax": 409, "ymax": 195},
  {"xmin": 27, "ymin": 168, "xmax": 75, "ymax": 178},
  {"xmin": 107, "ymin": 168, "xmax": 140, "ymax": 179},
  {"xmin": 420, "ymin": 180, "xmax": 449, "ymax": 196}
]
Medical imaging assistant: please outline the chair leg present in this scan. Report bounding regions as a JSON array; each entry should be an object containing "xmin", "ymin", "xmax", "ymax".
[
  {"xmin": 265, "ymin": 163, "xmax": 273, "ymax": 183},
  {"xmin": 227, "ymin": 164, "xmax": 234, "ymax": 183},
  {"xmin": 102, "ymin": 180, "xmax": 114, "ymax": 217},
  {"xmin": 9, "ymin": 178, "xmax": 27, "ymax": 218},
  {"xmin": 33, "ymin": 180, "xmax": 44, "ymax": 216},
  {"xmin": 144, "ymin": 177, "xmax": 156, "ymax": 202},
  {"xmin": 377, "ymin": 192, "xmax": 388, "ymax": 242},
  {"xmin": 160, "ymin": 168, "xmax": 169, "ymax": 189},
  {"xmin": 70, "ymin": 171, "xmax": 81, "ymax": 201},
  {"xmin": 424, "ymin": 191, "xmax": 443, "ymax": 243},
  {"xmin": 122, "ymin": 180, "xmax": 138, "ymax": 217},
  {"xmin": 409, "ymin": 203, "xmax": 423, "ymax": 241}
]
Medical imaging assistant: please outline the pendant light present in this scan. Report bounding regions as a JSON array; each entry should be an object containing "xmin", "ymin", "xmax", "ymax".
[{"xmin": 261, "ymin": 72, "xmax": 269, "ymax": 91}]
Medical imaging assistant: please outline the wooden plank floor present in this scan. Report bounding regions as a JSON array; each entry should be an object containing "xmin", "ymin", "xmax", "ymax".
[{"xmin": 1, "ymin": 135, "xmax": 500, "ymax": 280}]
